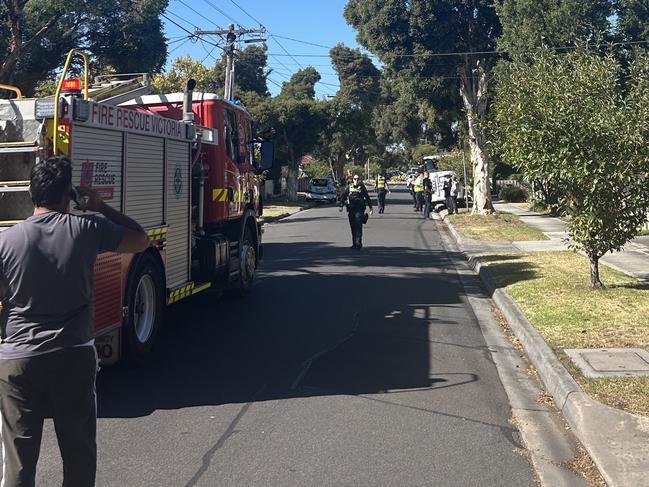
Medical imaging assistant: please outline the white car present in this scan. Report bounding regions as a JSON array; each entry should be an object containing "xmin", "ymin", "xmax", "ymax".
[{"xmin": 306, "ymin": 177, "xmax": 337, "ymax": 203}]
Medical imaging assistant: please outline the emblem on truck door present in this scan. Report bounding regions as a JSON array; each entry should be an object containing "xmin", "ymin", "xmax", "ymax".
[{"xmin": 173, "ymin": 166, "xmax": 182, "ymax": 198}]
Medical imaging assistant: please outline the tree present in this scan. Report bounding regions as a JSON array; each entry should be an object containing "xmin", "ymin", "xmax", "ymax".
[
  {"xmin": 151, "ymin": 56, "xmax": 221, "ymax": 94},
  {"xmin": 318, "ymin": 45, "xmax": 381, "ymax": 180},
  {"xmin": 615, "ymin": 0, "xmax": 649, "ymax": 44},
  {"xmin": 496, "ymin": 0, "xmax": 612, "ymax": 55},
  {"xmin": 0, "ymin": 0, "xmax": 168, "ymax": 95},
  {"xmin": 345, "ymin": 0, "xmax": 502, "ymax": 215},
  {"xmin": 250, "ymin": 68, "xmax": 325, "ymax": 201},
  {"xmin": 152, "ymin": 45, "xmax": 270, "ymax": 99},
  {"xmin": 491, "ymin": 48, "xmax": 649, "ymax": 287},
  {"xmin": 279, "ymin": 66, "xmax": 320, "ymax": 100}
]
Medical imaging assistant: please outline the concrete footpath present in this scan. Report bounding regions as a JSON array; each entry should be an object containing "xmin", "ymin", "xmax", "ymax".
[{"xmin": 436, "ymin": 203, "xmax": 649, "ymax": 487}]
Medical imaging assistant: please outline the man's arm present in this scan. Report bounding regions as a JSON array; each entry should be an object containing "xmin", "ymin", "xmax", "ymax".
[{"xmin": 77, "ymin": 187, "xmax": 149, "ymax": 254}]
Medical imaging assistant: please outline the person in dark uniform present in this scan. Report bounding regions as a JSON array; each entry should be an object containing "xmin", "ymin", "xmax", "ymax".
[
  {"xmin": 422, "ymin": 170, "xmax": 433, "ymax": 219},
  {"xmin": 374, "ymin": 171, "xmax": 391, "ymax": 214},
  {"xmin": 339, "ymin": 174, "xmax": 373, "ymax": 249}
]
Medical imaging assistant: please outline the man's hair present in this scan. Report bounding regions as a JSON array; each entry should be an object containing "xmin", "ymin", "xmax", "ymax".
[{"xmin": 30, "ymin": 156, "xmax": 72, "ymax": 207}]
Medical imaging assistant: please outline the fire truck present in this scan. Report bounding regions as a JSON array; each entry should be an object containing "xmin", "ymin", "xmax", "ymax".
[{"xmin": 0, "ymin": 50, "xmax": 273, "ymax": 364}]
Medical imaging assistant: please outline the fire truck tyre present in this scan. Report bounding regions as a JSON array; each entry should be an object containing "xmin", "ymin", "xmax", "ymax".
[
  {"xmin": 229, "ymin": 227, "xmax": 256, "ymax": 297},
  {"xmin": 123, "ymin": 254, "xmax": 164, "ymax": 365}
]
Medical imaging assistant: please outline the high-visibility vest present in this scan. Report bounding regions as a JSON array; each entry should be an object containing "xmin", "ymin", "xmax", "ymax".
[
  {"xmin": 349, "ymin": 184, "xmax": 361, "ymax": 195},
  {"xmin": 377, "ymin": 175, "xmax": 386, "ymax": 189},
  {"xmin": 414, "ymin": 175, "xmax": 424, "ymax": 192}
]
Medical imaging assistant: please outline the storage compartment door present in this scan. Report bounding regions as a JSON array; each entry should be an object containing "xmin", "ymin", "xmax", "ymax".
[
  {"xmin": 125, "ymin": 133, "xmax": 164, "ymax": 227},
  {"xmin": 166, "ymin": 140, "xmax": 191, "ymax": 288},
  {"xmin": 71, "ymin": 125, "xmax": 123, "ymax": 210}
]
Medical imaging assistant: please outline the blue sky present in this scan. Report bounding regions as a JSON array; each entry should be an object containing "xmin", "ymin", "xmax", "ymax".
[{"xmin": 163, "ymin": 0, "xmax": 373, "ymax": 98}]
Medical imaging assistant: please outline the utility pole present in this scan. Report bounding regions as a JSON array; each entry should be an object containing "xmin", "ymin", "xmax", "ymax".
[{"xmin": 195, "ymin": 25, "xmax": 266, "ymax": 100}]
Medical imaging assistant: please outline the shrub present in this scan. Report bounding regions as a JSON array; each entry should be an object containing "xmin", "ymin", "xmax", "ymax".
[{"xmin": 499, "ymin": 185, "xmax": 528, "ymax": 202}]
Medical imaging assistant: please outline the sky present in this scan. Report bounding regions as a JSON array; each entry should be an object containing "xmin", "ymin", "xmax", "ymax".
[{"xmin": 162, "ymin": 0, "xmax": 373, "ymax": 98}]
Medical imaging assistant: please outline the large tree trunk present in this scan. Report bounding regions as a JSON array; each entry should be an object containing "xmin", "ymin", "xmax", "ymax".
[
  {"xmin": 588, "ymin": 253, "xmax": 604, "ymax": 288},
  {"xmin": 0, "ymin": 3, "xmax": 62, "ymax": 85},
  {"xmin": 460, "ymin": 60, "xmax": 494, "ymax": 215},
  {"xmin": 0, "ymin": 1, "xmax": 24, "ymax": 85}
]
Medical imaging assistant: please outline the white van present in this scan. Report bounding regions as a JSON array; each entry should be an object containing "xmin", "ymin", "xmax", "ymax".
[{"xmin": 306, "ymin": 177, "xmax": 337, "ymax": 203}]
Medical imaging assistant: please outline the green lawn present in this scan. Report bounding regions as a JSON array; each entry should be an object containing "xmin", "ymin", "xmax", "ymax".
[
  {"xmin": 447, "ymin": 212, "xmax": 548, "ymax": 241},
  {"xmin": 481, "ymin": 251, "xmax": 649, "ymax": 416}
]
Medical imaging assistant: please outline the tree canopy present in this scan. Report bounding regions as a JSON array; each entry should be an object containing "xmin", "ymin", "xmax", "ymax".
[
  {"xmin": 344, "ymin": 0, "xmax": 502, "ymax": 214},
  {"xmin": 0, "ymin": 0, "xmax": 168, "ymax": 95},
  {"xmin": 491, "ymin": 48, "xmax": 649, "ymax": 287}
]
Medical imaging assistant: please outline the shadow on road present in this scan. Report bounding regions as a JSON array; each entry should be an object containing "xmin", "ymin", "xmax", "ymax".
[{"xmin": 97, "ymin": 239, "xmax": 489, "ymax": 419}]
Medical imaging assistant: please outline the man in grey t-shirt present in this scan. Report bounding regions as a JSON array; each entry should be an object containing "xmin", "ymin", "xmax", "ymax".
[{"xmin": 0, "ymin": 156, "xmax": 148, "ymax": 486}]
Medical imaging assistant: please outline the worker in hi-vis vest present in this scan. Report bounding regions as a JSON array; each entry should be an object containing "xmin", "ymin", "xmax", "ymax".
[
  {"xmin": 413, "ymin": 170, "xmax": 425, "ymax": 212},
  {"xmin": 374, "ymin": 172, "xmax": 391, "ymax": 214}
]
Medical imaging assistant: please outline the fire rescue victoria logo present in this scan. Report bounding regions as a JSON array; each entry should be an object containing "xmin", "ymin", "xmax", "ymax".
[{"xmin": 174, "ymin": 166, "xmax": 183, "ymax": 198}]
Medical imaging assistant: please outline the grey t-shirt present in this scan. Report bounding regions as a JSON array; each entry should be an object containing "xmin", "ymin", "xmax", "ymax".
[{"xmin": 0, "ymin": 212, "xmax": 124, "ymax": 359}]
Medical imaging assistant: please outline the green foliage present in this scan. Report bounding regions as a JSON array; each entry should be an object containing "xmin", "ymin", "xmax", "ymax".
[
  {"xmin": 1, "ymin": 0, "xmax": 168, "ymax": 95},
  {"xmin": 152, "ymin": 45, "xmax": 269, "ymax": 99},
  {"xmin": 279, "ymin": 66, "xmax": 320, "ymax": 100},
  {"xmin": 411, "ymin": 144, "xmax": 437, "ymax": 164},
  {"xmin": 498, "ymin": 185, "xmax": 528, "ymax": 203},
  {"xmin": 496, "ymin": 0, "xmax": 612, "ymax": 55},
  {"xmin": 151, "ymin": 56, "xmax": 221, "ymax": 94},
  {"xmin": 491, "ymin": 48, "xmax": 649, "ymax": 286},
  {"xmin": 344, "ymin": 0, "xmax": 502, "ymax": 214},
  {"xmin": 302, "ymin": 161, "xmax": 332, "ymax": 178},
  {"xmin": 616, "ymin": 0, "xmax": 649, "ymax": 44},
  {"xmin": 319, "ymin": 45, "xmax": 381, "ymax": 177}
]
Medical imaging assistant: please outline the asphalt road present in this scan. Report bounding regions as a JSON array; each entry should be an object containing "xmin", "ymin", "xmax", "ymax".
[{"xmin": 36, "ymin": 187, "xmax": 535, "ymax": 486}]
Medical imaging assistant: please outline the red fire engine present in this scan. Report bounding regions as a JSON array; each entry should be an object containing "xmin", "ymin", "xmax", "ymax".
[{"xmin": 0, "ymin": 50, "xmax": 273, "ymax": 364}]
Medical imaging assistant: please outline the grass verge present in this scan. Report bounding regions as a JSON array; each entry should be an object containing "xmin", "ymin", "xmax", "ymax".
[
  {"xmin": 481, "ymin": 251, "xmax": 649, "ymax": 416},
  {"xmin": 447, "ymin": 212, "xmax": 548, "ymax": 241}
]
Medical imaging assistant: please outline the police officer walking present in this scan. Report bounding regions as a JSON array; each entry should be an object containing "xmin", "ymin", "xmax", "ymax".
[
  {"xmin": 339, "ymin": 174, "xmax": 373, "ymax": 249},
  {"xmin": 374, "ymin": 171, "xmax": 391, "ymax": 214}
]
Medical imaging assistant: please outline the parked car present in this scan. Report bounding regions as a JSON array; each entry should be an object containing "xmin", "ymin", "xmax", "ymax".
[{"xmin": 306, "ymin": 177, "xmax": 337, "ymax": 203}]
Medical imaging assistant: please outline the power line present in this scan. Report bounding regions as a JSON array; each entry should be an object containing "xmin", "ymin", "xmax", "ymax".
[
  {"xmin": 201, "ymin": 0, "xmax": 242, "ymax": 26},
  {"xmin": 271, "ymin": 38, "xmax": 304, "ymax": 69},
  {"xmin": 265, "ymin": 39, "xmax": 649, "ymax": 60},
  {"xmin": 227, "ymin": 0, "xmax": 264, "ymax": 27},
  {"xmin": 270, "ymin": 34, "xmax": 332, "ymax": 50},
  {"xmin": 161, "ymin": 12, "xmax": 223, "ymax": 50},
  {"xmin": 176, "ymin": 0, "xmax": 225, "ymax": 34},
  {"xmin": 164, "ymin": 9, "xmax": 199, "ymax": 30},
  {"xmin": 266, "ymin": 77, "xmax": 283, "ymax": 89}
]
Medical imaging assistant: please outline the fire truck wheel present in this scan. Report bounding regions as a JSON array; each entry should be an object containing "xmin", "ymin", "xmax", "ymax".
[
  {"xmin": 228, "ymin": 227, "xmax": 256, "ymax": 297},
  {"xmin": 123, "ymin": 253, "xmax": 164, "ymax": 365}
]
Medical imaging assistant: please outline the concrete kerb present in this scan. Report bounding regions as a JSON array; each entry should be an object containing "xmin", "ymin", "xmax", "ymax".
[
  {"xmin": 260, "ymin": 203, "xmax": 317, "ymax": 225},
  {"xmin": 440, "ymin": 215, "xmax": 649, "ymax": 487}
]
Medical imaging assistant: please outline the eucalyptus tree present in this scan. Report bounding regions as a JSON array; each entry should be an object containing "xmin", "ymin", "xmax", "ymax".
[
  {"xmin": 345, "ymin": 0, "xmax": 501, "ymax": 214},
  {"xmin": 0, "ymin": 0, "xmax": 168, "ymax": 95}
]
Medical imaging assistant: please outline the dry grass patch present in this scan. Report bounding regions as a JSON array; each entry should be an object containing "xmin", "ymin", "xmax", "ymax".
[
  {"xmin": 482, "ymin": 251, "xmax": 649, "ymax": 416},
  {"xmin": 448, "ymin": 212, "xmax": 548, "ymax": 241}
]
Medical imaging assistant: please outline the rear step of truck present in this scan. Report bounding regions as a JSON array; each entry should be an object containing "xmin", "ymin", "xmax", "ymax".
[
  {"xmin": 0, "ymin": 180, "xmax": 30, "ymax": 192},
  {"xmin": 0, "ymin": 142, "xmax": 43, "ymax": 153}
]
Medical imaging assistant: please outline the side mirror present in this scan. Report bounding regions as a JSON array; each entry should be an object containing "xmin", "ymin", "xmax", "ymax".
[{"xmin": 259, "ymin": 140, "xmax": 274, "ymax": 171}]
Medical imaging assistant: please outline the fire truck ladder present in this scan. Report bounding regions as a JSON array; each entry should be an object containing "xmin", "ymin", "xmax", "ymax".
[{"xmin": 89, "ymin": 73, "xmax": 152, "ymax": 105}]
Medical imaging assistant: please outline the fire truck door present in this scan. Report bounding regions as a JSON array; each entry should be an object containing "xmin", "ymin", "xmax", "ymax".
[{"xmin": 222, "ymin": 108, "xmax": 242, "ymax": 219}]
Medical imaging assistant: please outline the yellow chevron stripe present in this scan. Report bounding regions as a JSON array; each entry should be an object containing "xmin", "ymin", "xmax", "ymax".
[
  {"xmin": 167, "ymin": 283, "xmax": 196, "ymax": 305},
  {"xmin": 212, "ymin": 188, "xmax": 224, "ymax": 201}
]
